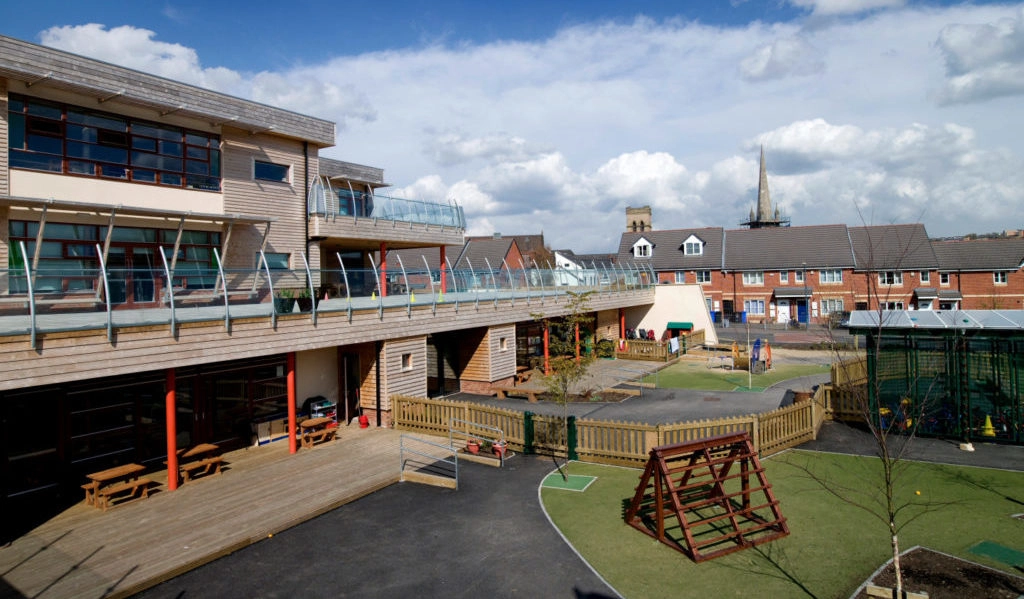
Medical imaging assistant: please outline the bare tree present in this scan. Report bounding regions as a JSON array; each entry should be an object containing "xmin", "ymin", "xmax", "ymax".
[
  {"xmin": 531, "ymin": 290, "xmax": 595, "ymax": 481},
  {"xmin": 811, "ymin": 224, "xmax": 951, "ymax": 595}
]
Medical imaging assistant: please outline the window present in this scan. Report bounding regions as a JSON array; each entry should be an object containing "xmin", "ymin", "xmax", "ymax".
[
  {"xmin": 674, "ymin": 271, "xmax": 686, "ymax": 284},
  {"xmin": 632, "ymin": 239, "xmax": 652, "ymax": 258},
  {"xmin": 743, "ymin": 299, "xmax": 765, "ymax": 315},
  {"xmin": 684, "ymin": 242, "xmax": 702, "ymax": 255},
  {"xmin": 260, "ymin": 253, "xmax": 290, "ymax": 270},
  {"xmin": 940, "ymin": 273, "xmax": 950, "ymax": 286},
  {"xmin": 795, "ymin": 270, "xmax": 805, "ymax": 283},
  {"xmin": 499, "ymin": 337, "xmax": 508, "ymax": 351},
  {"xmin": 696, "ymin": 270, "xmax": 711, "ymax": 284},
  {"xmin": 821, "ymin": 298, "xmax": 844, "ymax": 314},
  {"xmin": 401, "ymin": 353, "xmax": 413, "ymax": 371},
  {"xmin": 878, "ymin": 271, "xmax": 903, "ymax": 285},
  {"xmin": 742, "ymin": 271, "xmax": 764, "ymax": 286},
  {"xmin": 9, "ymin": 220, "xmax": 220, "ymax": 297},
  {"xmin": 994, "ymin": 272, "xmax": 1008, "ymax": 284},
  {"xmin": 779, "ymin": 271, "xmax": 788, "ymax": 283},
  {"xmin": 919, "ymin": 271, "xmax": 930, "ymax": 283},
  {"xmin": 8, "ymin": 94, "xmax": 221, "ymax": 191},
  {"xmin": 882, "ymin": 301, "xmax": 905, "ymax": 310},
  {"xmin": 254, "ymin": 160, "xmax": 290, "ymax": 183},
  {"xmin": 819, "ymin": 269, "xmax": 843, "ymax": 284}
]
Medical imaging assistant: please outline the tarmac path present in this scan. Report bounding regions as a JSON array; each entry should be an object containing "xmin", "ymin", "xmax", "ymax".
[{"xmin": 133, "ymin": 454, "xmax": 618, "ymax": 599}]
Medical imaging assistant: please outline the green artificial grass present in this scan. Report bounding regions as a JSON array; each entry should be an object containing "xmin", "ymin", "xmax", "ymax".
[
  {"xmin": 542, "ymin": 473, "xmax": 597, "ymax": 491},
  {"xmin": 542, "ymin": 452, "xmax": 1024, "ymax": 599},
  {"xmin": 644, "ymin": 362, "xmax": 828, "ymax": 391}
]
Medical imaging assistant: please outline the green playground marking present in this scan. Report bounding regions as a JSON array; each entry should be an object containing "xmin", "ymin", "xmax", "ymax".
[
  {"xmin": 542, "ymin": 473, "xmax": 597, "ymax": 492},
  {"xmin": 968, "ymin": 540, "xmax": 1024, "ymax": 567},
  {"xmin": 732, "ymin": 386, "xmax": 767, "ymax": 392}
]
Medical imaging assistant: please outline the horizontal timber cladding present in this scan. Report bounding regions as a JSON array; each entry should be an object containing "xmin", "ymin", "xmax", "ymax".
[
  {"xmin": 381, "ymin": 336, "xmax": 427, "ymax": 410},
  {"xmin": 0, "ymin": 290, "xmax": 654, "ymax": 391},
  {"xmin": 356, "ymin": 342, "xmax": 378, "ymax": 411},
  {"xmin": 596, "ymin": 309, "xmax": 619, "ymax": 340},
  {"xmin": 309, "ymin": 215, "xmax": 464, "ymax": 247},
  {"xmin": 488, "ymin": 324, "xmax": 516, "ymax": 381},
  {"xmin": 221, "ymin": 128, "xmax": 318, "ymax": 271},
  {"xmin": 1, "ymin": 78, "xmax": 8, "ymax": 198},
  {"xmin": 457, "ymin": 327, "xmax": 490, "ymax": 382}
]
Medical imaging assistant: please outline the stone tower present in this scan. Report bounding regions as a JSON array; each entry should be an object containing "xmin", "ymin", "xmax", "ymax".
[{"xmin": 626, "ymin": 206, "xmax": 652, "ymax": 232}]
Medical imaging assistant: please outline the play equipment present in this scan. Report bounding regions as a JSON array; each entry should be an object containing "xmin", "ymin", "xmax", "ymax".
[{"xmin": 624, "ymin": 432, "xmax": 789, "ymax": 562}]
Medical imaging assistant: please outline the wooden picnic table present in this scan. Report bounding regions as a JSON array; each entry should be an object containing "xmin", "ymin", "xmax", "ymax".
[
  {"xmin": 83, "ymin": 463, "xmax": 148, "ymax": 511},
  {"xmin": 172, "ymin": 443, "xmax": 224, "ymax": 483},
  {"xmin": 300, "ymin": 416, "xmax": 337, "ymax": 449}
]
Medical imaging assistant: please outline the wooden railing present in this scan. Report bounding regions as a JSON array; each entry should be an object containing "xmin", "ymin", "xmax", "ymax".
[
  {"xmin": 393, "ymin": 389, "xmax": 823, "ymax": 466},
  {"xmin": 615, "ymin": 339, "xmax": 673, "ymax": 362}
]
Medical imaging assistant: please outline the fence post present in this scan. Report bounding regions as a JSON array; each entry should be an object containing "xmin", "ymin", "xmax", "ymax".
[
  {"xmin": 567, "ymin": 415, "xmax": 578, "ymax": 460},
  {"xmin": 523, "ymin": 411, "xmax": 535, "ymax": 455},
  {"xmin": 751, "ymin": 415, "xmax": 760, "ymax": 452}
]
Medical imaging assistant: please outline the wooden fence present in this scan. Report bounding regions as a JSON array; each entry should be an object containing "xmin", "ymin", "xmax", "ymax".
[
  {"xmin": 392, "ymin": 387, "xmax": 827, "ymax": 467},
  {"xmin": 826, "ymin": 355, "xmax": 869, "ymax": 422}
]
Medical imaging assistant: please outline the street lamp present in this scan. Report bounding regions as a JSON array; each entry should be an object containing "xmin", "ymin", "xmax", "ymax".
[{"xmin": 802, "ymin": 262, "xmax": 808, "ymax": 327}]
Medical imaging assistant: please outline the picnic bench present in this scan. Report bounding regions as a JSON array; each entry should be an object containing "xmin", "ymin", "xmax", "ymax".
[
  {"xmin": 491, "ymin": 386, "xmax": 539, "ymax": 402},
  {"xmin": 515, "ymin": 366, "xmax": 534, "ymax": 384},
  {"xmin": 175, "ymin": 443, "xmax": 224, "ymax": 483},
  {"xmin": 300, "ymin": 416, "xmax": 337, "ymax": 449},
  {"xmin": 83, "ymin": 463, "xmax": 149, "ymax": 511}
]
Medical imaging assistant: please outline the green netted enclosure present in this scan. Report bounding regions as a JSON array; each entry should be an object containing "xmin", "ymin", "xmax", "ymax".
[{"xmin": 852, "ymin": 310, "xmax": 1024, "ymax": 444}]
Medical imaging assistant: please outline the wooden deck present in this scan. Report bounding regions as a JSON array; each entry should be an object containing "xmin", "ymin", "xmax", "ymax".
[{"xmin": 0, "ymin": 426, "xmax": 405, "ymax": 599}]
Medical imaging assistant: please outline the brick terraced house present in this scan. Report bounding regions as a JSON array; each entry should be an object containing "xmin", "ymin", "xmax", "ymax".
[{"xmin": 616, "ymin": 219, "xmax": 1024, "ymax": 325}]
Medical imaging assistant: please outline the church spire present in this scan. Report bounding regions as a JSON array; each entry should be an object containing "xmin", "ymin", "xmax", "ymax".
[
  {"xmin": 757, "ymin": 145, "xmax": 771, "ymax": 223},
  {"xmin": 740, "ymin": 145, "xmax": 791, "ymax": 229}
]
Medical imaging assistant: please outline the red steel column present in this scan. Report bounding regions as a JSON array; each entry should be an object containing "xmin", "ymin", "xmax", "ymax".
[
  {"xmin": 288, "ymin": 352, "xmax": 297, "ymax": 454},
  {"xmin": 575, "ymin": 322, "xmax": 581, "ymax": 363},
  {"xmin": 379, "ymin": 242, "xmax": 387, "ymax": 297},
  {"xmin": 165, "ymin": 368, "xmax": 178, "ymax": 491},
  {"xmin": 619, "ymin": 308, "xmax": 625, "ymax": 338},
  {"xmin": 543, "ymin": 326, "xmax": 550, "ymax": 375},
  {"xmin": 439, "ymin": 246, "xmax": 447, "ymax": 294}
]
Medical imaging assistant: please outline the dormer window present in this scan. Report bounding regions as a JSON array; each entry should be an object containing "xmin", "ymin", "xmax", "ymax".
[
  {"xmin": 681, "ymin": 235, "xmax": 704, "ymax": 256},
  {"xmin": 632, "ymin": 238, "xmax": 652, "ymax": 258}
]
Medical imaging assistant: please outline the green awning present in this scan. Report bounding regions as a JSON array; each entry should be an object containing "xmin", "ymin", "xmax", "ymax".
[{"xmin": 666, "ymin": 321, "xmax": 693, "ymax": 330}]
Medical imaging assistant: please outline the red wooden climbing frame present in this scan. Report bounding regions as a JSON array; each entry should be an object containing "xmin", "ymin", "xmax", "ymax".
[{"xmin": 624, "ymin": 432, "xmax": 789, "ymax": 562}]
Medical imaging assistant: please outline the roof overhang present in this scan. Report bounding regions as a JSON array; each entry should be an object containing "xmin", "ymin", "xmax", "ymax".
[
  {"xmin": 666, "ymin": 321, "xmax": 694, "ymax": 330},
  {"xmin": 0, "ymin": 195, "xmax": 274, "ymax": 227},
  {"xmin": 848, "ymin": 309, "xmax": 1024, "ymax": 332},
  {"xmin": 773, "ymin": 287, "xmax": 812, "ymax": 298},
  {"xmin": 913, "ymin": 287, "xmax": 938, "ymax": 299}
]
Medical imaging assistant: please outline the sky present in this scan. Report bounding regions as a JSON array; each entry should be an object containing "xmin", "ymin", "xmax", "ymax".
[{"xmin": 4, "ymin": 0, "xmax": 1024, "ymax": 253}]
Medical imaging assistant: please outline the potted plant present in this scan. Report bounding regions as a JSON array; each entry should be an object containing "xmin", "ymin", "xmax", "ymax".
[
  {"xmin": 465, "ymin": 438, "xmax": 480, "ymax": 454},
  {"xmin": 480, "ymin": 439, "xmax": 493, "ymax": 454},
  {"xmin": 492, "ymin": 440, "xmax": 507, "ymax": 457},
  {"xmin": 274, "ymin": 289, "xmax": 295, "ymax": 313},
  {"xmin": 296, "ymin": 288, "xmax": 317, "ymax": 312}
]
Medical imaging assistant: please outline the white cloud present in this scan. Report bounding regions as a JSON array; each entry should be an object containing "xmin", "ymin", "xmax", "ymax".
[
  {"xmin": 739, "ymin": 36, "xmax": 825, "ymax": 81},
  {"xmin": 934, "ymin": 8, "xmax": 1024, "ymax": 104},
  {"xmin": 39, "ymin": 24, "xmax": 242, "ymax": 92},
  {"xmin": 33, "ymin": 5, "xmax": 1024, "ymax": 251},
  {"xmin": 788, "ymin": 0, "xmax": 905, "ymax": 17}
]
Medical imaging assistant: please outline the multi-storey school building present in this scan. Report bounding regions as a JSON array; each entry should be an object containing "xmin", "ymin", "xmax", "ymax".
[{"xmin": 0, "ymin": 35, "xmax": 656, "ymax": 535}]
